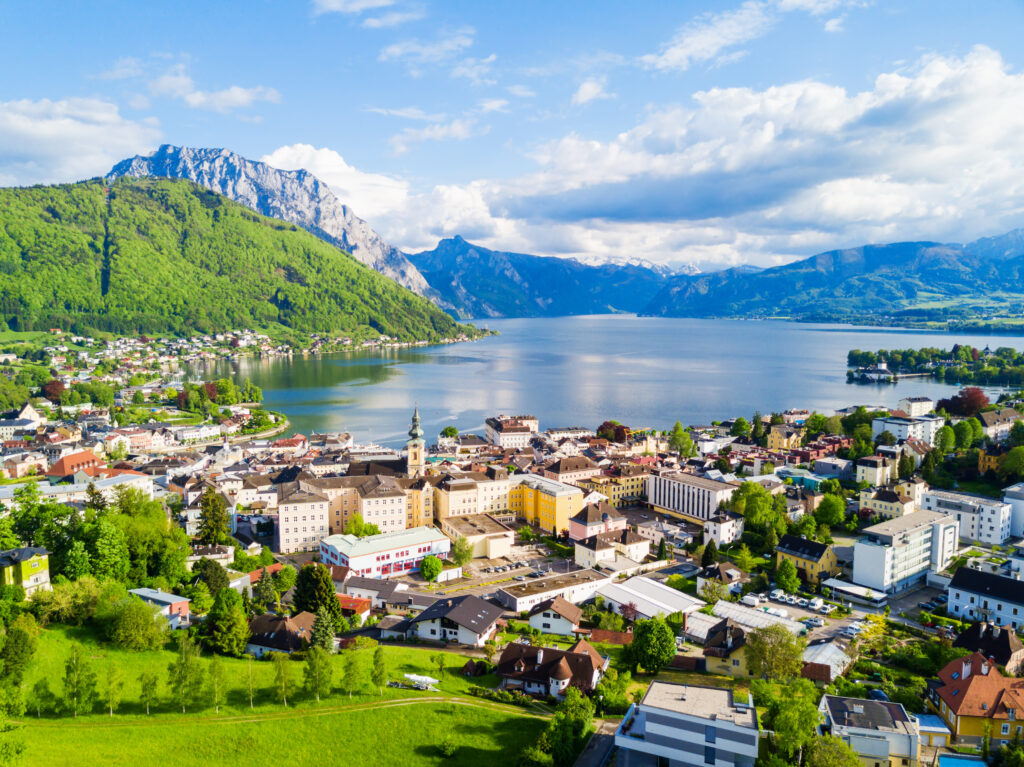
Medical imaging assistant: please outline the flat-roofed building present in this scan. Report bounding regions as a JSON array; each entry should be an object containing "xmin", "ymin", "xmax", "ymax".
[
  {"xmin": 319, "ymin": 526, "xmax": 451, "ymax": 579},
  {"xmin": 819, "ymin": 695, "xmax": 921, "ymax": 767},
  {"xmin": 615, "ymin": 682, "xmax": 759, "ymax": 767},
  {"xmin": 496, "ymin": 569, "xmax": 610, "ymax": 612},
  {"xmin": 852, "ymin": 510, "xmax": 959, "ymax": 594},
  {"xmin": 438, "ymin": 513, "xmax": 515, "ymax": 560},
  {"xmin": 597, "ymin": 575, "xmax": 704, "ymax": 620},
  {"xmin": 647, "ymin": 470, "xmax": 737, "ymax": 523},
  {"xmin": 922, "ymin": 488, "xmax": 1012, "ymax": 545}
]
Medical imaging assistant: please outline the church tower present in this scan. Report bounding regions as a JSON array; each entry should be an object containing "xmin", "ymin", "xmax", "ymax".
[{"xmin": 406, "ymin": 406, "xmax": 426, "ymax": 478}]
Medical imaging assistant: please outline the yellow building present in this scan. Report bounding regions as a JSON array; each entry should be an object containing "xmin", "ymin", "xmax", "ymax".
[
  {"xmin": 931, "ymin": 652, "xmax": 1024, "ymax": 744},
  {"xmin": 702, "ymin": 621, "xmax": 754, "ymax": 677},
  {"xmin": 766, "ymin": 425, "xmax": 805, "ymax": 451},
  {"xmin": 858, "ymin": 487, "xmax": 915, "ymax": 519},
  {"xmin": 0, "ymin": 547, "xmax": 50, "ymax": 596},
  {"xmin": 509, "ymin": 474, "xmax": 584, "ymax": 535},
  {"xmin": 576, "ymin": 467, "xmax": 649, "ymax": 508},
  {"xmin": 775, "ymin": 534, "xmax": 839, "ymax": 586}
]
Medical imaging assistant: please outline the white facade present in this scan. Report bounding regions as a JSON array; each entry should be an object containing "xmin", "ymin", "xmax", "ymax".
[
  {"xmin": 852, "ymin": 511, "xmax": 959, "ymax": 594},
  {"xmin": 1002, "ymin": 482, "xmax": 1024, "ymax": 538},
  {"xmin": 948, "ymin": 570, "xmax": 1024, "ymax": 630},
  {"xmin": 871, "ymin": 415, "xmax": 944, "ymax": 446},
  {"xmin": 647, "ymin": 471, "xmax": 736, "ymax": 522},
  {"xmin": 277, "ymin": 491, "xmax": 329, "ymax": 554},
  {"xmin": 496, "ymin": 570, "xmax": 611, "ymax": 612},
  {"xmin": 319, "ymin": 526, "xmax": 451, "ymax": 579},
  {"xmin": 703, "ymin": 513, "xmax": 744, "ymax": 547},
  {"xmin": 615, "ymin": 683, "xmax": 758, "ymax": 767},
  {"xmin": 898, "ymin": 397, "xmax": 935, "ymax": 418},
  {"xmin": 485, "ymin": 415, "xmax": 537, "ymax": 449},
  {"xmin": 921, "ymin": 489, "xmax": 1012, "ymax": 545},
  {"xmin": 528, "ymin": 610, "xmax": 578, "ymax": 636}
]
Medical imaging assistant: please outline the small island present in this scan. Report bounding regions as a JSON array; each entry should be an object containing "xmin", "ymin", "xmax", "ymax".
[{"xmin": 847, "ymin": 344, "xmax": 1024, "ymax": 386}]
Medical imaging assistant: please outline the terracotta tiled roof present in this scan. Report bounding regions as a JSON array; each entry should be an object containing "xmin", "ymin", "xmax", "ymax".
[{"xmin": 935, "ymin": 652, "xmax": 1024, "ymax": 718}]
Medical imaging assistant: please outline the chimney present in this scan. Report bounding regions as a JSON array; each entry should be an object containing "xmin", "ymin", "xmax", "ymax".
[
  {"xmin": 536, "ymin": 649, "xmax": 543, "ymax": 664},
  {"xmin": 963, "ymin": 660, "xmax": 972, "ymax": 679},
  {"xmin": 982, "ymin": 660, "xmax": 990, "ymax": 676}
]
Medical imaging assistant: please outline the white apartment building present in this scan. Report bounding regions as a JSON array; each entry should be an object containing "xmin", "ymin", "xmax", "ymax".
[
  {"xmin": 276, "ymin": 488, "xmax": 329, "ymax": 554},
  {"xmin": 978, "ymin": 408, "xmax": 1021, "ymax": 443},
  {"xmin": 615, "ymin": 682, "xmax": 759, "ymax": 767},
  {"xmin": 318, "ymin": 526, "xmax": 451, "ymax": 579},
  {"xmin": 852, "ymin": 510, "xmax": 959, "ymax": 594},
  {"xmin": 647, "ymin": 470, "xmax": 737, "ymax": 523},
  {"xmin": 485, "ymin": 414, "xmax": 537, "ymax": 449},
  {"xmin": 703, "ymin": 512, "xmax": 745, "ymax": 547},
  {"xmin": 898, "ymin": 396, "xmax": 936, "ymax": 418},
  {"xmin": 1002, "ymin": 482, "xmax": 1024, "ymax": 538},
  {"xmin": 871, "ymin": 414, "xmax": 944, "ymax": 446},
  {"xmin": 948, "ymin": 568, "xmax": 1024, "ymax": 630},
  {"xmin": 921, "ymin": 489, "xmax": 1012, "ymax": 545}
]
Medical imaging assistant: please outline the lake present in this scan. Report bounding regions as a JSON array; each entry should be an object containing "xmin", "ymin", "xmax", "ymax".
[{"xmin": 202, "ymin": 316, "xmax": 1024, "ymax": 446}]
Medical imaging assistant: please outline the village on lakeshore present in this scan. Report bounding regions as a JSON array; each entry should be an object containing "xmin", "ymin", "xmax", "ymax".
[{"xmin": 4, "ymin": 331, "xmax": 1024, "ymax": 766}]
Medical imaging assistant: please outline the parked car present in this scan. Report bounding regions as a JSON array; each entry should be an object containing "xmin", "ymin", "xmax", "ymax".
[
  {"xmin": 934, "ymin": 594, "xmax": 949, "ymax": 604},
  {"xmin": 821, "ymin": 604, "xmax": 836, "ymax": 615},
  {"xmin": 797, "ymin": 598, "xmax": 809, "ymax": 608},
  {"xmin": 770, "ymin": 589, "xmax": 785, "ymax": 601},
  {"xmin": 514, "ymin": 575, "xmax": 527, "ymax": 581},
  {"xmin": 804, "ymin": 617, "xmax": 824, "ymax": 628},
  {"xmin": 867, "ymin": 689, "xmax": 890, "ymax": 702}
]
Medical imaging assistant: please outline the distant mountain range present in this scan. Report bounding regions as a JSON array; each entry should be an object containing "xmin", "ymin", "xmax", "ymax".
[{"xmin": 105, "ymin": 145, "xmax": 1024, "ymax": 326}]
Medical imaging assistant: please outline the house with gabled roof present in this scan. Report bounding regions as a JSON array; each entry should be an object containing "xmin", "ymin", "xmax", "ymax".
[
  {"xmin": 526, "ymin": 596, "xmax": 583, "ymax": 636},
  {"xmin": 928, "ymin": 651, "xmax": 1024, "ymax": 745},
  {"xmin": 404, "ymin": 594, "xmax": 503, "ymax": 646},
  {"xmin": 496, "ymin": 638, "xmax": 609, "ymax": 698}
]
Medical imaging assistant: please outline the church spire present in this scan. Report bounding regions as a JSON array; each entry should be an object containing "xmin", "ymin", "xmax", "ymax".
[{"xmin": 408, "ymin": 406, "xmax": 424, "ymax": 442}]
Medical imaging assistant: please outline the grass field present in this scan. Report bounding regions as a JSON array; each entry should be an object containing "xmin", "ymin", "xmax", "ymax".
[
  {"xmin": 19, "ymin": 698, "xmax": 546, "ymax": 767},
  {"xmin": 16, "ymin": 624, "xmax": 548, "ymax": 766}
]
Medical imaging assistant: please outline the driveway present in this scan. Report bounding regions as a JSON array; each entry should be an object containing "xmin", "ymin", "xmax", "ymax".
[{"xmin": 574, "ymin": 719, "xmax": 619, "ymax": 767}]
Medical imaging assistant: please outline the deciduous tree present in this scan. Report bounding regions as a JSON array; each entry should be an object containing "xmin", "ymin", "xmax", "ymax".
[
  {"xmin": 304, "ymin": 646, "xmax": 333, "ymax": 702},
  {"xmin": 776, "ymin": 558, "xmax": 800, "ymax": 594},
  {"xmin": 746, "ymin": 624, "xmax": 806, "ymax": 680},
  {"xmin": 102, "ymin": 666, "xmax": 124, "ymax": 716},
  {"xmin": 371, "ymin": 645, "xmax": 387, "ymax": 695},
  {"xmin": 138, "ymin": 671, "xmax": 159, "ymax": 715},
  {"xmin": 420, "ymin": 555, "xmax": 443, "ymax": 582},
  {"xmin": 208, "ymin": 656, "xmax": 227, "ymax": 713},
  {"xmin": 61, "ymin": 643, "xmax": 97, "ymax": 717},
  {"xmin": 167, "ymin": 633, "xmax": 203, "ymax": 713},
  {"xmin": 630, "ymin": 617, "xmax": 676, "ymax": 673},
  {"xmin": 198, "ymin": 487, "xmax": 230, "ymax": 546},
  {"xmin": 271, "ymin": 651, "xmax": 292, "ymax": 706}
]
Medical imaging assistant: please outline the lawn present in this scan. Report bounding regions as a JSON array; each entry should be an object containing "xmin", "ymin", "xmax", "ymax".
[
  {"xmin": 19, "ymin": 699, "xmax": 545, "ymax": 767},
  {"xmin": 25, "ymin": 624, "xmax": 499, "ymax": 719},
  {"xmin": 17, "ymin": 624, "xmax": 547, "ymax": 766}
]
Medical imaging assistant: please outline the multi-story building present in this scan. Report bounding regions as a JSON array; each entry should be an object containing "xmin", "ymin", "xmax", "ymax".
[
  {"xmin": 819, "ymin": 695, "xmax": 921, "ymax": 767},
  {"xmin": 855, "ymin": 456, "xmax": 893, "ymax": 486},
  {"xmin": 276, "ymin": 486, "xmax": 330, "ymax": 554},
  {"xmin": 766, "ymin": 424, "xmax": 804, "ymax": 451},
  {"xmin": 568, "ymin": 501, "xmax": 626, "ymax": 541},
  {"xmin": 852, "ymin": 511, "xmax": 959, "ymax": 594},
  {"xmin": 508, "ymin": 473, "xmax": 584, "ymax": 535},
  {"xmin": 929, "ymin": 652, "xmax": 1024, "ymax": 746},
  {"xmin": 899, "ymin": 396, "xmax": 935, "ymax": 417},
  {"xmin": 615, "ymin": 682, "xmax": 759, "ymax": 767},
  {"xmin": 573, "ymin": 529, "xmax": 650, "ymax": 570},
  {"xmin": 775, "ymin": 535, "xmax": 839, "ymax": 586},
  {"xmin": 948, "ymin": 568, "xmax": 1024, "ymax": 630},
  {"xmin": 438, "ymin": 513, "xmax": 515, "ymax": 560},
  {"xmin": 576, "ymin": 463, "xmax": 650, "ymax": 507},
  {"xmin": 858, "ymin": 487, "xmax": 915, "ymax": 519},
  {"xmin": 543, "ymin": 456, "xmax": 601, "ymax": 485},
  {"xmin": 1002, "ymin": 481, "xmax": 1024, "ymax": 538},
  {"xmin": 319, "ymin": 526, "xmax": 451, "ymax": 579},
  {"xmin": 703, "ymin": 512, "xmax": 745, "ymax": 547},
  {"xmin": 0, "ymin": 547, "xmax": 50, "ymax": 596},
  {"xmin": 978, "ymin": 408, "xmax": 1021, "ymax": 443},
  {"xmin": 484, "ymin": 414, "xmax": 537, "ymax": 449},
  {"xmin": 921, "ymin": 489, "xmax": 1011, "ymax": 545},
  {"xmin": 871, "ymin": 414, "xmax": 944, "ymax": 446},
  {"xmin": 646, "ymin": 470, "xmax": 737, "ymax": 523}
]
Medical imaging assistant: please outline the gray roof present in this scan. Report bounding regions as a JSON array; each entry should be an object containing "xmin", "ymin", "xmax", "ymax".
[{"xmin": 411, "ymin": 594, "xmax": 503, "ymax": 633}]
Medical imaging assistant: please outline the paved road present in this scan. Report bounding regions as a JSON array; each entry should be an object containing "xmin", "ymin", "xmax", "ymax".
[{"xmin": 574, "ymin": 719, "xmax": 619, "ymax": 767}]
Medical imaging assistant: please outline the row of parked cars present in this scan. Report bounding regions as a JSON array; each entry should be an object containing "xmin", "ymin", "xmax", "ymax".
[
  {"xmin": 917, "ymin": 593, "xmax": 949, "ymax": 612},
  {"xmin": 767, "ymin": 589, "xmax": 837, "ymax": 615}
]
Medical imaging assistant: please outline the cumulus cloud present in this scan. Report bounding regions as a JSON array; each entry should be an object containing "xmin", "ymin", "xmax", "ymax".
[
  {"xmin": 824, "ymin": 15, "xmax": 844, "ymax": 32},
  {"xmin": 149, "ymin": 65, "xmax": 279, "ymax": 113},
  {"xmin": 261, "ymin": 143, "xmax": 410, "ymax": 220},
  {"xmin": 478, "ymin": 99, "xmax": 508, "ymax": 113},
  {"xmin": 389, "ymin": 117, "xmax": 483, "ymax": 155},
  {"xmin": 571, "ymin": 78, "xmax": 613, "ymax": 106},
  {"xmin": 507, "ymin": 84, "xmax": 536, "ymax": 98},
  {"xmin": 451, "ymin": 54, "xmax": 497, "ymax": 86},
  {"xmin": 0, "ymin": 97, "xmax": 160, "ymax": 186},
  {"xmin": 97, "ymin": 56, "xmax": 143, "ymax": 80}
]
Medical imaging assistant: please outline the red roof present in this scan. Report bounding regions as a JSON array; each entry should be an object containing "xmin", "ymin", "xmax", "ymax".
[
  {"xmin": 46, "ymin": 450, "xmax": 101, "ymax": 477},
  {"xmin": 247, "ymin": 563, "xmax": 283, "ymax": 584},
  {"xmin": 336, "ymin": 595, "xmax": 372, "ymax": 613}
]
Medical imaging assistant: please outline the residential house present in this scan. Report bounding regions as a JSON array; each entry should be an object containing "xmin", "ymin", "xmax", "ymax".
[
  {"xmin": 858, "ymin": 487, "xmax": 916, "ymax": 519},
  {"xmin": 0, "ymin": 547, "xmax": 50, "ymax": 596},
  {"xmin": 246, "ymin": 611, "xmax": 316, "ymax": 657},
  {"xmin": 899, "ymin": 397, "xmax": 935, "ymax": 417},
  {"xmin": 703, "ymin": 618, "xmax": 752, "ymax": 677},
  {"xmin": 697, "ymin": 563, "xmax": 750, "ymax": 597},
  {"xmin": 766, "ymin": 424, "xmax": 804, "ymax": 451},
  {"xmin": 928, "ymin": 652, "xmax": 1024, "ymax": 745},
  {"xmin": 948, "ymin": 568, "xmax": 1024, "ymax": 630},
  {"xmin": 703, "ymin": 512, "xmax": 745, "ymax": 547},
  {"xmin": 405, "ymin": 595, "xmax": 503, "ymax": 646},
  {"xmin": 978, "ymin": 408, "xmax": 1021, "ymax": 443},
  {"xmin": 954, "ymin": 622, "xmax": 1024, "ymax": 675},
  {"xmin": 526, "ymin": 597, "xmax": 583, "ymax": 636},
  {"xmin": 819, "ymin": 695, "xmax": 921, "ymax": 766},
  {"xmin": 871, "ymin": 414, "xmax": 944, "ymax": 446},
  {"xmin": 276, "ymin": 486, "xmax": 329, "ymax": 554},
  {"xmin": 128, "ymin": 588, "xmax": 190, "ymax": 629},
  {"xmin": 614, "ymin": 682, "xmax": 759, "ymax": 767},
  {"xmin": 45, "ymin": 450, "xmax": 102, "ymax": 481},
  {"xmin": 775, "ymin": 535, "xmax": 839, "ymax": 586},
  {"xmin": 543, "ymin": 456, "xmax": 601, "ymax": 485},
  {"xmin": 856, "ymin": 456, "xmax": 893, "ymax": 486},
  {"xmin": 508, "ymin": 473, "xmax": 585, "ymax": 535},
  {"xmin": 568, "ymin": 501, "xmax": 626, "ymax": 541},
  {"xmin": 574, "ymin": 528, "xmax": 650, "ymax": 570},
  {"xmin": 485, "ymin": 415, "xmax": 537, "ymax": 449},
  {"xmin": 496, "ymin": 639, "xmax": 608, "ymax": 697}
]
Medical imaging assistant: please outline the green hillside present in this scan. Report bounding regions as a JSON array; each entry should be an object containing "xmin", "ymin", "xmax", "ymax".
[{"xmin": 0, "ymin": 177, "xmax": 471, "ymax": 341}]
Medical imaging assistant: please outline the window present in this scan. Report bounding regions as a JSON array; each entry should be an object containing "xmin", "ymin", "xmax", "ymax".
[
  {"xmin": 705, "ymin": 726, "xmax": 716, "ymax": 744},
  {"xmin": 704, "ymin": 746, "xmax": 715, "ymax": 765},
  {"xmin": 1004, "ymin": 724, "xmax": 1011, "ymax": 735}
]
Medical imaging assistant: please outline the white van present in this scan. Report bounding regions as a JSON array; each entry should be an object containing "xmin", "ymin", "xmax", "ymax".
[
  {"xmin": 809, "ymin": 598, "xmax": 824, "ymax": 611},
  {"xmin": 741, "ymin": 594, "xmax": 761, "ymax": 607},
  {"xmin": 770, "ymin": 589, "xmax": 785, "ymax": 601}
]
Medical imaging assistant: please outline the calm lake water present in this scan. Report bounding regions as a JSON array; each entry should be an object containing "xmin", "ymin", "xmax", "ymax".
[{"xmin": 204, "ymin": 317, "xmax": 1024, "ymax": 446}]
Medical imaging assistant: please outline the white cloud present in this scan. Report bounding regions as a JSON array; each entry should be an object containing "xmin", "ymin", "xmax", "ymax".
[
  {"xmin": 451, "ymin": 54, "xmax": 497, "ymax": 86},
  {"xmin": 478, "ymin": 99, "xmax": 508, "ymax": 113},
  {"xmin": 571, "ymin": 78, "xmax": 614, "ymax": 106},
  {"xmin": 149, "ymin": 64, "xmax": 280, "ymax": 113},
  {"xmin": 362, "ymin": 9, "xmax": 425, "ymax": 28},
  {"xmin": 390, "ymin": 117, "xmax": 483, "ymax": 155},
  {"xmin": 507, "ymin": 84, "xmax": 536, "ymax": 98},
  {"xmin": 0, "ymin": 97, "xmax": 160, "ymax": 186},
  {"xmin": 312, "ymin": 0, "xmax": 393, "ymax": 14},
  {"xmin": 642, "ymin": 2, "xmax": 775, "ymax": 72},
  {"xmin": 366, "ymin": 105, "xmax": 444, "ymax": 121},
  {"xmin": 776, "ymin": 0, "xmax": 843, "ymax": 14},
  {"xmin": 261, "ymin": 143, "xmax": 410, "ymax": 220},
  {"xmin": 824, "ymin": 15, "xmax": 844, "ymax": 32},
  {"xmin": 97, "ymin": 56, "xmax": 143, "ymax": 80},
  {"xmin": 379, "ymin": 28, "xmax": 474, "ymax": 64}
]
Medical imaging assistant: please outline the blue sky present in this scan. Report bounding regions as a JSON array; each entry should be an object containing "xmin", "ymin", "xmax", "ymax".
[{"xmin": 2, "ymin": 0, "xmax": 1023, "ymax": 269}]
